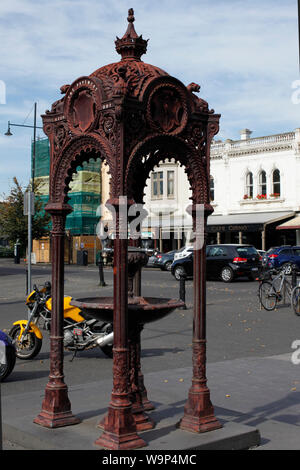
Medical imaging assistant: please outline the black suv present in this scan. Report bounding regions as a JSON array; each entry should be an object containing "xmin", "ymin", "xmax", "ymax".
[{"xmin": 171, "ymin": 244, "xmax": 260, "ymax": 282}]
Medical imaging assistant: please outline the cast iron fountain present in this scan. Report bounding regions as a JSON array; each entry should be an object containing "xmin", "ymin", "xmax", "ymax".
[{"xmin": 35, "ymin": 8, "xmax": 223, "ymax": 450}]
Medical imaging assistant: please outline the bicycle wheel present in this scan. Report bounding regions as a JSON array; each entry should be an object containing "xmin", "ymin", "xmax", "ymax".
[
  {"xmin": 259, "ymin": 281, "xmax": 277, "ymax": 311},
  {"xmin": 291, "ymin": 286, "xmax": 300, "ymax": 316}
]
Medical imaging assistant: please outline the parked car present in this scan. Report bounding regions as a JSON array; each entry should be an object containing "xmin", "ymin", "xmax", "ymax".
[
  {"xmin": 262, "ymin": 246, "xmax": 300, "ymax": 273},
  {"xmin": 171, "ymin": 244, "xmax": 260, "ymax": 282},
  {"xmin": 173, "ymin": 246, "xmax": 193, "ymax": 261},
  {"xmin": 257, "ymin": 249, "xmax": 266, "ymax": 258},
  {"xmin": 146, "ymin": 250, "xmax": 162, "ymax": 268},
  {"xmin": 155, "ymin": 250, "xmax": 177, "ymax": 271}
]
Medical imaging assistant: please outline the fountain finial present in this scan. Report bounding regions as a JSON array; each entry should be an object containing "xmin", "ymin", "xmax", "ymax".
[
  {"xmin": 127, "ymin": 8, "xmax": 135, "ymax": 23},
  {"xmin": 115, "ymin": 8, "xmax": 148, "ymax": 61}
]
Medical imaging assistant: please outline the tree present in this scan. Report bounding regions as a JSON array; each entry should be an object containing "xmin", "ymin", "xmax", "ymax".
[{"xmin": 0, "ymin": 177, "xmax": 51, "ymax": 254}]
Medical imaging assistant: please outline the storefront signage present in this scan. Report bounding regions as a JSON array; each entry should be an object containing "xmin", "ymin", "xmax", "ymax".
[{"xmin": 207, "ymin": 224, "xmax": 263, "ymax": 233}]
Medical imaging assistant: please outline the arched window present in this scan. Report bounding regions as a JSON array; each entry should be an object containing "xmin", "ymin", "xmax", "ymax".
[
  {"xmin": 258, "ymin": 170, "xmax": 267, "ymax": 196},
  {"xmin": 272, "ymin": 169, "xmax": 280, "ymax": 196},
  {"xmin": 210, "ymin": 176, "xmax": 214, "ymax": 202},
  {"xmin": 245, "ymin": 172, "xmax": 253, "ymax": 198}
]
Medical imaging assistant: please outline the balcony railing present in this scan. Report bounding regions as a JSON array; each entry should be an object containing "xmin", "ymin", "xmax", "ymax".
[{"xmin": 211, "ymin": 131, "xmax": 295, "ymax": 155}]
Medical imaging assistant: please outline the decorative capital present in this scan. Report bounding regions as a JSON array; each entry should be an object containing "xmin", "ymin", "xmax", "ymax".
[{"xmin": 45, "ymin": 202, "xmax": 73, "ymax": 216}]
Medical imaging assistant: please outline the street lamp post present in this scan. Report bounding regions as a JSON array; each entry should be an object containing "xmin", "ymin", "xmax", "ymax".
[{"xmin": 5, "ymin": 102, "xmax": 43, "ymax": 296}]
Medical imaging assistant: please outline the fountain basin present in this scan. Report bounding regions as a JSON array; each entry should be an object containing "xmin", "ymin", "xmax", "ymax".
[{"xmin": 70, "ymin": 296, "xmax": 185, "ymax": 325}]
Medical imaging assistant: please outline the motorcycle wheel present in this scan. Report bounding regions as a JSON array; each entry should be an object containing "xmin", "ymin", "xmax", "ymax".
[
  {"xmin": 9, "ymin": 325, "xmax": 42, "ymax": 360},
  {"xmin": 0, "ymin": 346, "xmax": 16, "ymax": 381}
]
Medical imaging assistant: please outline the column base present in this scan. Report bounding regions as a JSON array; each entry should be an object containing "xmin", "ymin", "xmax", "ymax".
[
  {"xmin": 141, "ymin": 397, "xmax": 155, "ymax": 411},
  {"xmin": 34, "ymin": 385, "xmax": 80, "ymax": 428},
  {"xmin": 97, "ymin": 409, "xmax": 155, "ymax": 432},
  {"xmin": 177, "ymin": 389, "xmax": 222, "ymax": 434},
  {"xmin": 139, "ymin": 374, "xmax": 155, "ymax": 411},
  {"xmin": 34, "ymin": 410, "xmax": 80, "ymax": 429},
  {"xmin": 133, "ymin": 409, "xmax": 155, "ymax": 432},
  {"xmin": 94, "ymin": 406, "xmax": 146, "ymax": 450},
  {"xmin": 177, "ymin": 414, "xmax": 222, "ymax": 434},
  {"xmin": 95, "ymin": 430, "xmax": 146, "ymax": 450}
]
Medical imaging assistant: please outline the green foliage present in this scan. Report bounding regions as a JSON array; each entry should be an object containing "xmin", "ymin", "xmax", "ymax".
[
  {"xmin": 0, "ymin": 177, "xmax": 51, "ymax": 253},
  {"xmin": 0, "ymin": 246, "xmax": 14, "ymax": 258}
]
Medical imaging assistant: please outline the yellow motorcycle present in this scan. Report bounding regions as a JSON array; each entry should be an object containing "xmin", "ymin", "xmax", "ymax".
[{"xmin": 9, "ymin": 282, "xmax": 113, "ymax": 360}]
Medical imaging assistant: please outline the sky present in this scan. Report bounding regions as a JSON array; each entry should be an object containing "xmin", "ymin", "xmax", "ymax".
[{"xmin": 0, "ymin": 0, "xmax": 299, "ymax": 197}]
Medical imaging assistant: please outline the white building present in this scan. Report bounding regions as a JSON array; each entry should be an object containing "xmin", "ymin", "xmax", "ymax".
[{"xmin": 143, "ymin": 127, "xmax": 300, "ymax": 251}]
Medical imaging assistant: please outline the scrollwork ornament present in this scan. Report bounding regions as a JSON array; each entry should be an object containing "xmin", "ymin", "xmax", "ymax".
[
  {"xmin": 54, "ymin": 125, "xmax": 67, "ymax": 152},
  {"xmin": 103, "ymin": 114, "xmax": 115, "ymax": 134},
  {"xmin": 193, "ymin": 340, "xmax": 207, "ymax": 381},
  {"xmin": 50, "ymin": 214, "xmax": 66, "ymax": 237},
  {"xmin": 207, "ymin": 122, "xmax": 219, "ymax": 143},
  {"xmin": 190, "ymin": 125, "xmax": 206, "ymax": 153},
  {"xmin": 113, "ymin": 348, "xmax": 129, "ymax": 395},
  {"xmin": 98, "ymin": 113, "xmax": 116, "ymax": 147}
]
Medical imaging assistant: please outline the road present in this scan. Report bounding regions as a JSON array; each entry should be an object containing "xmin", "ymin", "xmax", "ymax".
[{"xmin": 0, "ymin": 259, "xmax": 299, "ymax": 399}]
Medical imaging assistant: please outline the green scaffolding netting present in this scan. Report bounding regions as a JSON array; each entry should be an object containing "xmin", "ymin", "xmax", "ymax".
[{"xmin": 33, "ymin": 138, "xmax": 50, "ymax": 178}]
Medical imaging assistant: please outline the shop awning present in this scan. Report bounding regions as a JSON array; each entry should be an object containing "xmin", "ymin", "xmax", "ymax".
[
  {"xmin": 276, "ymin": 215, "xmax": 300, "ymax": 230},
  {"xmin": 207, "ymin": 211, "xmax": 294, "ymax": 233}
]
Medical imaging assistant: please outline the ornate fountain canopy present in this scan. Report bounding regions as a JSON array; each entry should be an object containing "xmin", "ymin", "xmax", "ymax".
[{"xmin": 43, "ymin": 8, "xmax": 220, "ymax": 210}]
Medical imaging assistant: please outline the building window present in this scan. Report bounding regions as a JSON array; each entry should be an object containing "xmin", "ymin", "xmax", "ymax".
[
  {"xmin": 151, "ymin": 171, "xmax": 163, "ymax": 198},
  {"xmin": 258, "ymin": 170, "xmax": 267, "ymax": 196},
  {"xmin": 167, "ymin": 170, "xmax": 175, "ymax": 198},
  {"xmin": 245, "ymin": 172, "xmax": 253, "ymax": 198},
  {"xmin": 210, "ymin": 176, "xmax": 214, "ymax": 202},
  {"xmin": 272, "ymin": 169, "xmax": 281, "ymax": 196}
]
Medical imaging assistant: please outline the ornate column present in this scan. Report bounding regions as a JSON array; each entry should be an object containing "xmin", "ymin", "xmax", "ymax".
[
  {"xmin": 34, "ymin": 203, "xmax": 80, "ymax": 428},
  {"xmin": 95, "ymin": 199, "xmax": 146, "ymax": 450},
  {"xmin": 128, "ymin": 210, "xmax": 155, "ymax": 412},
  {"xmin": 178, "ymin": 204, "xmax": 222, "ymax": 433}
]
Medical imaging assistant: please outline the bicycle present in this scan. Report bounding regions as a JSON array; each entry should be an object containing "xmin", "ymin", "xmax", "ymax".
[
  {"xmin": 258, "ymin": 267, "xmax": 293, "ymax": 311},
  {"xmin": 291, "ymin": 281, "xmax": 300, "ymax": 316}
]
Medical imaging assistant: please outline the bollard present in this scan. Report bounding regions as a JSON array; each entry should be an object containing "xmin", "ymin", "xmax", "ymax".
[
  {"xmin": 179, "ymin": 273, "xmax": 187, "ymax": 309},
  {"xmin": 14, "ymin": 241, "xmax": 21, "ymax": 264},
  {"xmin": 97, "ymin": 254, "xmax": 106, "ymax": 287}
]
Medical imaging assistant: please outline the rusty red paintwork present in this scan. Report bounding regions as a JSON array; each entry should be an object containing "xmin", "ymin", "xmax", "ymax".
[
  {"xmin": 71, "ymin": 290, "xmax": 184, "ymax": 433},
  {"xmin": 37, "ymin": 8, "xmax": 222, "ymax": 448}
]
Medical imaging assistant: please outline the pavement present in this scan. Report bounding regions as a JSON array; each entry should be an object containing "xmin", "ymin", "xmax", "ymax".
[
  {"xmin": 1, "ymin": 259, "xmax": 300, "ymax": 451},
  {"xmin": 2, "ymin": 351, "xmax": 300, "ymax": 451}
]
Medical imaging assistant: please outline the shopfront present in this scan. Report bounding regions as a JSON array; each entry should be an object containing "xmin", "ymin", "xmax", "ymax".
[{"xmin": 207, "ymin": 211, "xmax": 295, "ymax": 250}]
